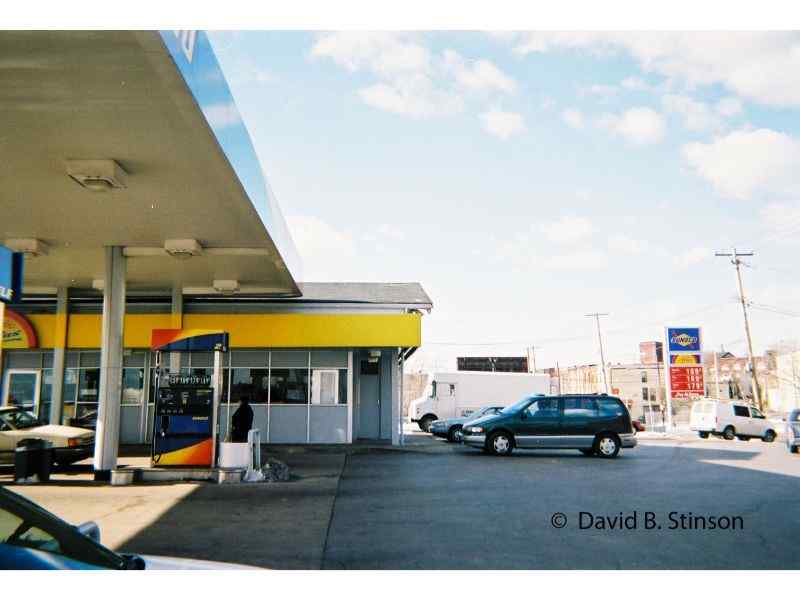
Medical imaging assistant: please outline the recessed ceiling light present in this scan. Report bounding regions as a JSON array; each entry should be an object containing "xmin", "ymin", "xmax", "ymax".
[{"xmin": 66, "ymin": 159, "xmax": 127, "ymax": 192}]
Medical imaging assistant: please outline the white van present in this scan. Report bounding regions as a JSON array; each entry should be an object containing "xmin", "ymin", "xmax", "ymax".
[
  {"xmin": 410, "ymin": 371, "xmax": 551, "ymax": 432},
  {"xmin": 690, "ymin": 399, "xmax": 777, "ymax": 442}
]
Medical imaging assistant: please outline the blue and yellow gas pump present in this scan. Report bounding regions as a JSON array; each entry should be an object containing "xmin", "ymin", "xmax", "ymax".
[{"xmin": 150, "ymin": 329, "xmax": 229, "ymax": 467}]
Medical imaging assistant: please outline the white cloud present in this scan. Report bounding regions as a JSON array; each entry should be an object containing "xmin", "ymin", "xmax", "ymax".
[
  {"xmin": 442, "ymin": 50, "xmax": 517, "ymax": 94},
  {"xmin": 716, "ymin": 96, "xmax": 743, "ymax": 117},
  {"xmin": 511, "ymin": 32, "xmax": 800, "ymax": 109},
  {"xmin": 286, "ymin": 215, "xmax": 356, "ymax": 279},
  {"xmin": 310, "ymin": 32, "xmax": 430, "ymax": 76},
  {"xmin": 480, "ymin": 109, "xmax": 525, "ymax": 139},
  {"xmin": 661, "ymin": 93, "xmax": 744, "ymax": 132},
  {"xmin": 359, "ymin": 75, "xmax": 464, "ymax": 118},
  {"xmin": 683, "ymin": 128, "xmax": 800, "ymax": 200},
  {"xmin": 620, "ymin": 76, "xmax": 656, "ymax": 91},
  {"xmin": 596, "ymin": 107, "xmax": 665, "ymax": 145},
  {"xmin": 661, "ymin": 94, "xmax": 721, "ymax": 132},
  {"xmin": 608, "ymin": 234, "xmax": 649, "ymax": 256},
  {"xmin": 311, "ymin": 33, "xmax": 519, "ymax": 123},
  {"xmin": 580, "ymin": 83, "xmax": 618, "ymax": 99},
  {"xmin": 760, "ymin": 202, "xmax": 800, "ymax": 245},
  {"xmin": 202, "ymin": 102, "xmax": 242, "ymax": 129},
  {"xmin": 539, "ymin": 215, "xmax": 593, "ymax": 244},
  {"xmin": 673, "ymin": 246, "xmax": 711, "ymax": 269},
  {"xmin": 561, "ymin": 108, "xmax": 584, "ymax": 130}
]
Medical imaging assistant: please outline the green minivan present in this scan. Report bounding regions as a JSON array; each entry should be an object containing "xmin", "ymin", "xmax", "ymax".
[{"xmin": 461, "ymin": 394, "xmax": 637, "ymax": 458}]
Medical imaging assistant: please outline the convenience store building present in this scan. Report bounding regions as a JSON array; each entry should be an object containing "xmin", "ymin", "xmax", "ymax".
[{"xmin": 0, "ymin": 31, "xmax": 431, "ymax": 472}]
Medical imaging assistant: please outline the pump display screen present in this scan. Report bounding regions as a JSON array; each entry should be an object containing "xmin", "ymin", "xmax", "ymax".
[{"xmin": 156, "ymin": 387, "xmax": 213, "ymax": 416}]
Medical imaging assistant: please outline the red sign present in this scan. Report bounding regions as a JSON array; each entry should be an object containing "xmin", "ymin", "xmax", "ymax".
[{"xmin": 669, "ymin": 366, "xmax": 704, "ymax": 399}]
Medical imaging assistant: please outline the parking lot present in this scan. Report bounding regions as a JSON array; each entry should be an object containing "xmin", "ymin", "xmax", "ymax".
[{"xmin": 4, "ymin": 434, "xmax": 800, "ymax": 569}]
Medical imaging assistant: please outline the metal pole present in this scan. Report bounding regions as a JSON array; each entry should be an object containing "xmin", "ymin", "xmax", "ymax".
[
  {"xmin": 556, "ymin": 361, "xmax": 562, "ymax": 394},
  {"xmin": 586, "ymin": 313, "xmax": 610, "ymax": 393},
  {"xmin": 400, "ymin": 350, "xmax": 405, "ymax": 446},
  {"xmin": 714, "ymin": 350, "xmax": 721, "ymax": 400}
]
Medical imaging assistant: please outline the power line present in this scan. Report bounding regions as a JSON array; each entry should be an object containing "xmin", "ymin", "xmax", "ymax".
[{"xmin": 586, "ymin": 312, "xmax": 610, "ymax": 394}]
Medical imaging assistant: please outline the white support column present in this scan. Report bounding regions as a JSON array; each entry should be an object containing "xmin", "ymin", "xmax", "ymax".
[
  {"xmin": 93, "ymin": 247, "xmax": 126, "ymax": 476},
  {"xmin": 49, "ymin": 287, "xmax": 69, "ymax": 425},
  {"xmin": 391, "ymin": 349, "xmax": 400, "ymax": 446},
  {"xmin": 169, "ymin": 286, "xmax": 182, "ymax": 373}
]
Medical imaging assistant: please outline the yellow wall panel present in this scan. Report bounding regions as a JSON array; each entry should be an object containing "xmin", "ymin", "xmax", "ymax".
[{"xmin": 24, "ymin": 312, "xmax": 421, "ymax": 349}]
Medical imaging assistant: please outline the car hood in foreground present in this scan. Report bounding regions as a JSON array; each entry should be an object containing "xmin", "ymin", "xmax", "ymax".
[
  {"xmin": 140, "ymin": 554, "xmax": 262, "ymax": 570},
  {"xmin": 4, "ymin": 424, "xmax": 94, "ymax": 441}
]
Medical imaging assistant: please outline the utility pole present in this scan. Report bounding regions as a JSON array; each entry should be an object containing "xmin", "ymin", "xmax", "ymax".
[
  {"xmin": 527, "ymin": 345, "xmax": 542, "ymax": 373},
  {"xmin": 586, "ymin": 313, "xmax": 610, "ymax": 394},
  {"xmin": 715, "ymin": 248, "xmax": 763, "ymax": 411}
]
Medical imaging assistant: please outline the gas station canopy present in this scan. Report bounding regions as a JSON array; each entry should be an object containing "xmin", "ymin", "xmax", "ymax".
[{"xmin": 0, "ymin": 31, "xmax": 301, "ymax": 295}]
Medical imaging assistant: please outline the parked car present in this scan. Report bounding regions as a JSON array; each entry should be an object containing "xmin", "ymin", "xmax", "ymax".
[
  {"xmin": 430, "ymin": 406, "xmax": 504, "ymax": 442},
  {"xmin": 0, "ymin": 487, "xmax": 259, "ymax": 569},
  {"xmin": 632, "ymin": 419, "xmax": 645, "ymax": 433},
  {"xmin": 0, "ymin": 406, "xmax": 95, "ymax": 467},
  {"xmin": 461, "ymin": 394, "xmax": 637, "ymax": 458},
  {"xmin": 690, "ymin": 399, "xmax": 777, "ymax": 442},
  {"xmin": 786, "ymin": 409, "xmax": 800, "ymax": 454}
]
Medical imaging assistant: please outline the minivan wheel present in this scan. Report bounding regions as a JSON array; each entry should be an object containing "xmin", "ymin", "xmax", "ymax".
[
  {"xmin": 698, "ymin": 432, "xmax": 709, "ymax": 439},
  {"xmin": 723, "ymin": 426, "xmax": 736, "ymax": 441},
  {"xmin": 488, "ymin": 432, "xmax": 513, "ymax": 456},
  {"xmin": 594, "ymin": 434, "xmax": 620, "ymax": 459},
  {"xmin": 762, "ymin": 430, "xmax": 776, "ymax": 443}
]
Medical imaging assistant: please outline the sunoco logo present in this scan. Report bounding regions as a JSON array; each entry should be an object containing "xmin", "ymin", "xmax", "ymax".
[{"xmin": 671, "ymin": 333, "xmax": 698, "ymax": 347}]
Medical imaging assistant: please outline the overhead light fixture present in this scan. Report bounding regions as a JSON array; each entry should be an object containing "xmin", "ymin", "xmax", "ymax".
[
  {"xmin": 66, "ymin": 159, "xmax": 127, "ymax": 192},
  {"xmin": 165, "ymin": 239, "xmax": 203, "ymax": 260},
  {"xmin": 212, "ymin": 279, "xmax": 240, "ymax": 295},
  {"xmin": 4, "ymin": 238, "xmax": 49, "ymax": 259}
]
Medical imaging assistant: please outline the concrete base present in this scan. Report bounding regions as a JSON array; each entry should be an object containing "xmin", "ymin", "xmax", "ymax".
[{"xmin": 109, "ymin": 467, "xmax": 245, "ymax": 485}]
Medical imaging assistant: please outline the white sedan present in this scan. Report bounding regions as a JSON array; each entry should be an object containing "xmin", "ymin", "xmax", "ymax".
[{"xmin": 0, "ymin": 406, "xmax": 95, "ymax": 466}]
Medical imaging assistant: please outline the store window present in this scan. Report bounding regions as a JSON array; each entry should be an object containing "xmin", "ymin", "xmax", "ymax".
[
  {"xmin": 270, "ymin": 368, "xmax": 308, "ymax": 404},
  {"xmin": 121, "ymin": 368, "xmax": 145, "ymax": 405},
  {"xmin": 230, "ymin": 368, "xmax": 269, "ymax": 404},
  {"xmin": 310, "ymin": 369, "xmax": 348, "ymax": 405}
]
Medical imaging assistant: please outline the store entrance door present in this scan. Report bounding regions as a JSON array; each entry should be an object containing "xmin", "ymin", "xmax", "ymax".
[
  {"xmin": 358, "ymin": 360, "xmax": 381, "ymax": 439},
  {"xmin": 2, "ymin": 370, "xmax": 41, "ymax": 414}
]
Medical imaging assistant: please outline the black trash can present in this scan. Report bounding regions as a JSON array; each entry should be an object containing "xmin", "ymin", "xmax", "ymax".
[{"xmin": 15, "ymin": 439, "xmax": 53, "ymax": 483}]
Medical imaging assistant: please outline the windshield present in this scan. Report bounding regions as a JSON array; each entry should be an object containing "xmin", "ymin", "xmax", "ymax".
[
  {"xmin": 0, "ymin": 409, "xmax": 42, "ymax": 430},
  {"xmin": 0, "ymin": 488, "xmax": 130, "ymax": 570},
  {"xmin": 501, "ymin": 397, "xmax": 534, "ymax": 415}
]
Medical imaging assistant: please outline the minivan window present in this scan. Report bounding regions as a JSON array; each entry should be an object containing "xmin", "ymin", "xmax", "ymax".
[
  {"xmin": 563, "ymin": 397, "xmax": 598, "ymax": 419},
  {"xmin": 524, "ymin": 398, "xmax": 560, "ymax": 419},
  {"xmin": 501, "ymin": 397, "xmax": 534, "ymax": 415},
  {"xmin": 733, "ymin": 405, "xmax": 750, "ymax": 417},
  {"xmin": 598, "ymin": 398, "xmax": 625, "ymax": 417}
]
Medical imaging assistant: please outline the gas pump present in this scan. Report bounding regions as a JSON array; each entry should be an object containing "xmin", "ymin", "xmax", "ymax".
[{"xmin": 150, "ymin": 329, "xmax": 229, "ymax": 467}]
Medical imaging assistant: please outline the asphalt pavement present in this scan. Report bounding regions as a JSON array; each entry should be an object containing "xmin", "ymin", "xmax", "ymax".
[{"xmin": 5, "ymin": 434, "xmax": 800, "ymax": 569}]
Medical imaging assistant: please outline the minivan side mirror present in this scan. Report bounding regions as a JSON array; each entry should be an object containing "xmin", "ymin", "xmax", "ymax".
[{"xmin": 77, "ymin": 521, "xmax": 101, "ymax": 543}]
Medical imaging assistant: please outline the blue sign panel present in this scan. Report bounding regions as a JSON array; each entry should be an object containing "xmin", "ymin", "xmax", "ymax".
[
  {"xmin": 0, "ymin": 246, "xmax": 23, "ymax": 304},
  {"xmin": 158, "ymin": 31, "xmax": 302, "ymax": 281},
  {"xmin": 667, "ymin": 327, "xmax": 702, "ymax": 353}
]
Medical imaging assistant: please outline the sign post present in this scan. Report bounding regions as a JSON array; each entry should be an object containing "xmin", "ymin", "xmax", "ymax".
[
  {"xmin": 665, "ymin": 327, "xmax": 704, "ymax": 432},
  {"xmin": 0, "ymin": 246, "xmax": 24, "ymax": 396}
]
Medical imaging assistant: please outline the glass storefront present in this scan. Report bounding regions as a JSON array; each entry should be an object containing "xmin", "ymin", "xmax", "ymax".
[{"xmin": 3, "ymin": 348, "xmax": 354, "ymax": 444}]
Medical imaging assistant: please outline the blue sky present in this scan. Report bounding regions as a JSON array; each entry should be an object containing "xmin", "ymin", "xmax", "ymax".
[{"xmin": 208, "ymin": 31, "xmax": 800, "ymax": 370}]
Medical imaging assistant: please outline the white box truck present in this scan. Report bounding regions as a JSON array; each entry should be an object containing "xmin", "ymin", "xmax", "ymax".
[{"xmin": 410, "ymin": 371, "xmax": 552, "ymax": 432}]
